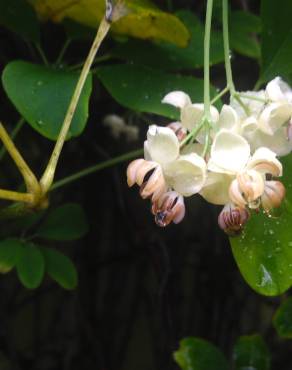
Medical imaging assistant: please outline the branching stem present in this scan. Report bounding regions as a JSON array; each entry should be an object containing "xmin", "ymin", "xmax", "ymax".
[{"xmin": 40, "ymin": 17, "xmax": 111, "ymax": 193}]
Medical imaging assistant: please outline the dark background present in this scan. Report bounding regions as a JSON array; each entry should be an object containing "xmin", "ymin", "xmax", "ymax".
[{"xmin": 0, "ymin": 0, "xmax": 292, "ymax": 369}]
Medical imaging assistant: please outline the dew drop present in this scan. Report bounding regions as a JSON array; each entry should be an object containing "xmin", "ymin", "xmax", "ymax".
[
  {"xmin": 288, "ymin": 241, "xmax": 292, "ymax": 247},
  {"xmin": 37, "ymin": 120, "xmax": 44, "ymax": 126},
  {"xmin": 268, "ymin": 229, "xmax": 274, "ymax": 235},
  {"xmin": 37, "ymin": 80, "xmax": 43, "ymax": 86}
]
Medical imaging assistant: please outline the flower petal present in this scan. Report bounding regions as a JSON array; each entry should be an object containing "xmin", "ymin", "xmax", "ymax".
[
  {"xmin": 162, "ymin": 91, "xmax": 191, "ymax": 108},
  {"xmin": 208, "ymin": 130, "xmax": 250, "ymax": 174},
  {"xmin": 247, "ymin": 147, "xmax": 283, "ymax": 176},
  {"xmin": 217, "ymin": 104, "xmax": 240, "ymax": 132},
  {"xmin": 266, "ymin": 77, "xmax": 292, "ymax": 102},
  {"xmin": 258, "ymin": 102, "xmax": 292, "ymax": 135},
  {"xmin": 164, "ymin": 153, "xmax": 207, "ymax": 196},
  {"xmin": 200, "ymin": 172, "xmax": 233, "ymax": 205},
  {"xmin": 146, "ymin": 125, "xmax": 179, "ymax": 165},
  {"xmin": 181, "ymin": 104, "xmax": 219, "ymax": 131}
]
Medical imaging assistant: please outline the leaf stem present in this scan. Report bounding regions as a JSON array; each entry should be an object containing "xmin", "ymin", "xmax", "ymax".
[
  {"xmin": 40, "ymin": 17, "xmax": 111, "ymax": 193},
  {"xmin": 50, "ymin": 148, "xmax": 143, "ymax": 191},
  {"xmin": 210, "ymin": 86, "xmax": 229, "ymax": 104},
  {"xmin": 0, "ymin": 123, "xmax": 39, "ymax": 195},
  {"xmin": 203, "ymin": 0, "xmax": 214, "ymax": 119},
  {"xmin": 35, "ymin": 44, "xmax": 49, "ymax": 66},
  {"xmin": 0, "ymin": 189, "xmax": 33, "ymax": 203},
  {"xmin": 55, "ymin": 39, "xmax": 71, "ymax": 66},
  {"xmin": 0, "ymin": 118, "xmax": 25, "ymax": 161},
  {"xmin": 222, "ymin": 0, "xmax": 235, "ymax": 94}
]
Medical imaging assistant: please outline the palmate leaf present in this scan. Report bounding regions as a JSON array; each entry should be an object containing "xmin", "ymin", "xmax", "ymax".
[
  {"xmin": 2, "ymin": 61, "xmax": 92, "ymax": 141},
  {"xmin": 28, "ymin": 0, "xmax": 189, "ymax": 47},
  {"xmin": 96, "ymin": 64, "xmax": 219, "ymax": 120},
  {"xmin": 230, "ymin": 154, "xmax": 292, "ymax": 296},
  {"xmin": 112, "ymin": 10, "xmax": 224, "ymax": 70}
]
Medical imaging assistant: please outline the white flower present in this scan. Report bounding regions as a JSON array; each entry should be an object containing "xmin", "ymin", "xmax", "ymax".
[
  {"xmin": 266, "ymin": 77, "xmax": 292, "ymax": 103},
  {"xmin": 128, "ymin": 125, "xmax": 207, "ymax": 198},
  {"xmin": 200, "ymin": 130, "xmax": 282, "ymax": 207},
  {"xmin": 162, "ymin": 91, "xmax": 219, "ymax": 132}
]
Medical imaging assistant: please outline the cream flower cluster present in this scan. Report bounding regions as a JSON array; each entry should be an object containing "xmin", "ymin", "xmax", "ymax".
[{"xmin": 127, "ymin": 77, "xmax": 292, "ymax": 234}]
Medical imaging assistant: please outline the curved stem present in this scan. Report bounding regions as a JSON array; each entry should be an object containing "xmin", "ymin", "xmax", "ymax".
[
  {"xmin": 0, "ymin": 123, "xmax": 39, "ymax": 194},
  {"xmin": 203, "ymin": 0, "xmax": 214, "ymax": 119},
  {"xmin": 50, "ymin": 148, "xmax": 143, "ymax": 191},
  {"xmin": 222, "ymin": 0, "xmax": 235, "ymax": 94},
  {"xmin": 0, "ymin": 118, "xmax": 25, "ymax": 161},
  {"xmin": 40, "ymin": 17, "xmax": 111, "ymax": 193}
]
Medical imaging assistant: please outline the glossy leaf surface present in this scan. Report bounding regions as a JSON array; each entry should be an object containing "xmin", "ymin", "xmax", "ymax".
[
  {"xmin": 16, "ymin": 243, "xmax": 45, "ymax": 289},
  {"xmin": 41, "ymin": 247, "xmax": 78, "ymax": 289},
  {"xmin": 230, "ymin": 154, "xmax": 292, "ymax": 296},
  {"xmin": 174, "ymin": 337, "xmax": 228, "ymax": 370},
  {"xmin": 97, "ymin": 64, "xmax": 219, "ymax": 120},
  {"xmin": 2, "ymin": 61, "xmax": 92, "ymax": 140},
  {"xmin": 0, "ymin": 239, "xmax": 22, "ymax": 273},
  {"xmin": 273, "ymin": 297, "xmax": 292, "ymax": 338},
  {"xmin": 112, "ymin": 10, "xmax": 224, "ymax": 70},
  {"xmin": 233, "ymin": 335, "xmax": 270, "ymax": 370},
  {"xmin": 29, "ymin": 0, "xmax": 189, "ymax": 47}
]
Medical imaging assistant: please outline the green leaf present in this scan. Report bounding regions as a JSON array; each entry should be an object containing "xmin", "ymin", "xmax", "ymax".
[
  {"xmin": 229, "ymin": 11, "xmax": 261, "ymax": 60},
  {"xmin": 112, "ymin": 10, "xmax": 224, "ymax": 70},
  {"xmin": 41, "ymin": 247, "xmax": 78, "ymax": 289},
  {"xmin": 16, "ymin": 243, "xmax": 45, "ymax": 289},
  {"xmin": 2, "ymin": 61, "xmax": 92, "ymax": 141},
  {"xmin": 0, "ymin": 239, "xmax": 22, "ymax": 273},
  {"xmin": 230, "ymin": 154, "xmax": 292, "ymax": 296},
  {"xmin": 273, "ymin": 297, "xmax": 292, "ymax": 338},
  {"xmin": 174, "ymin": 337, "xmax": 229, "ymax": 370},
  {"xmin": 233, "ymin": 335, "xmax": 270, "ymax": 370},
  {"xmin": 30, "ymin": 0, "xmax": 189, "ymax": 47},
  {"xmin": 260, "ymin": 0, "xmax": 292, "ymax": 83},
  {"xmin": 37, "ymin": 203, "xmax": 89, "ymax": 241},
  {"xmin": 0, "ymin": 0, "xmax": 40, "ymax": 42},
  {"xmin": 97, "ymin": 64, "xmax": 219, "ymax": 120}
]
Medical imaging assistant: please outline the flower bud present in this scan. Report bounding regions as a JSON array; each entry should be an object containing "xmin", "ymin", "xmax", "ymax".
[
  {"xmin": 151, "ymin": 191, "xmax": 185, "ymax": 227},
  {"xmin": 126, "ymin": 159, "xmax": 167, "ymax": 201},
  {"xmin": 261, "ymin": 180, "xmax": 286, "ymax": 212},
  {"xmin": 167, "ymin": 122, "xmax": 187, "ymax": 142},
  {"xmin": 218, "ymin": 203, "xmax": 250, "ymax": 236}
]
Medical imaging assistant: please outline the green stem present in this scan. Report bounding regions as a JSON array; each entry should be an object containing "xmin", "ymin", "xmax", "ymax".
[
  {"xmin": 222, "ymin": 0, "xmax": 235, "ymax": 94},
  {"xmin": 55, "ymin": 39, "xmax": 71, "ymax": 66},
  {"xmin": 40, "ymin": 17, "xmax": 111, "ymax": 192},
  {"xmin": 50, "ymin": 148, "xmax": 143, "ymax": 191},
  {"xmin": 203, "ymin": 0, "xmax": 214, "ymax": 119},
  {"xmin": 180, "ymin": 118, "xmax": 206, "ymax": 147},
  {"xmin": 210, "ymin": 86, "xmax": 229, "ymax": 104},
  {"xmin": 237, "ymin": 93, "xmax": 267, "ymax": 103},
  {"xmin": 0, "ymin": 118, "xmax": 25, "ymax": 161},
  {"xmin": 35, "ymin": 44, "xmax": 49, "ymax": 66}
]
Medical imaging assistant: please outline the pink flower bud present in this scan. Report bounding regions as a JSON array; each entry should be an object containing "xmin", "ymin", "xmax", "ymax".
[
  {"xmin": 167, "ymin": 122, "xmax": 187, "ymax": 142},
  {"xmin": 261, "ymin": 180, "xmax": 286, "ymax": 212},
  {"xmin": 126, "ymin": 159, "xmax": 167, "ymax": 201},
  {"xmin": 151, "ymin": 191, "xmax": 185, "ymax": 227},
  {"xmin": 218, "ymin": 203, "xmax": 250, "ymax": 236}
]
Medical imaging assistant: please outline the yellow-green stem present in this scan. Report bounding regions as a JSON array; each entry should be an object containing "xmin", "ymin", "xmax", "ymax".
[
  {"xmin": 0, "ymin": 123, "xmax": 39, "ymax": 194},
  {"xmin": 0, "ymin": 189, "xmax": 34, "ymax": 203},
  {"xmin": 40, "ymin": 17, "xmax": 111, "ymax": 193}
]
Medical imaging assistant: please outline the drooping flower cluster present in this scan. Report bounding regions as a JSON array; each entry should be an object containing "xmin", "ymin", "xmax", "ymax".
[{"xmin": 127, "ymin": 77, "xmax": 292, "ymax": 234}]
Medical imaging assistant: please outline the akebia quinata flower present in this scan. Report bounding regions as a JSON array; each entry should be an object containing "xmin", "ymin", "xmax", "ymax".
[{"xmin": 126, "ymin": 77, "xmax": 291, "ymax": 234}]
